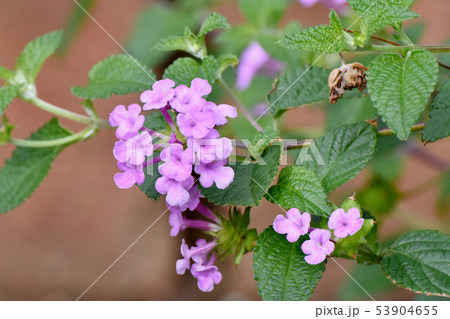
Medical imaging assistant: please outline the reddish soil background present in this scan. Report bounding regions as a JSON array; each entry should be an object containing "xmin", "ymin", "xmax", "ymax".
[{"xmin": 0, "ymin": 0, "xmax": 448, "ymax": 300}]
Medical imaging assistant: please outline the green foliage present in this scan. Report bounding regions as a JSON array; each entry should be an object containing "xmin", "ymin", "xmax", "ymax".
[
  {"xmin": 277, "ymin": 10, "xmax": 344, "ymax": 53},
  {"xmin": 198, "ymin": 12, "xmax": 230, "ymax": 37},
  {"xmin": 333, "ymin": 219, "xmax": 375, "ymax": 258},
  {"xmin": 305, "ymin": 122, "xmax": 378, "ymax": 192},
  {"xmin": 71, "ymin": 54, "xmax": 156, "ymax": 99},
  {"xmin": 266, "ymin": 166, "xmax": 332, "ymax": 217},
  {"xmin": 163, "ymin": 56, "xmax": 218, "ymax": 86},
  {"xmin": 367, "ymin": 50, "xmax": 438, "ymax": 140},
  {"xmin": 153, "ymin": 28, "xmax": 203, "ymax": 58},
  {"xmin": 200, "ymin": 144, "xmax": 282, "ymax": 207},
  {"xmin": 126, "ymin": 4, "xmax": 197, "ymax": 67},
  {"xmin": 215, "ymin": 207, "xmax": 258, "ymax": 265},
  {"xmin": 347, "ymin": 0, "xmax": 415, "ymax": 16},
  {"xmin": 267, "ymin": 66, "xmax": 330, "ymax": 118},
  {"xmin": 253, "ymin": 227, "xmax": 326, "ymax": 300},
  {"xmin": 0, "ymin": 66, "xmax": 14, "ymax": 82},
  {"xmin": 0, "ymin": 116, "xmax": 14, "ymax": 146},
  {"xmin": 0, "ymin": 86, "xmax": 18, "ymax": 116},
  {"xmin": 0, "ymin": 118, "xmax": 72, "ymax": 214},
  {"xmin": 359, "ymin": 4, "xmax": 418, "ymax": 37},
  {"xmin": 381, "ymin": 230, "xmax": 450, "ymax": 297},
  {"xmin": 139, "ymin": 162, "xmax": 161, "ymax": 202},
  {"xmin": 239, "ymin": 0, "xmax": 289, "ymax": 29},
  {"xmin": 143, "ymin": 111, "xmax": 168, "ymax": 132},
  {"xmin": 15, "ymin": 30, "xmax": 62, "ymax": 83},
  {"xmin": 250, "ymin": 130, "xmax": 280, "ymax": 154},
  {"xmin": 217, "ymin": 54, "xmax": 239, "ymax": 74},
  {"xmin": 422, "ymin": 79, "xmax": 450, "ymax": 142}
]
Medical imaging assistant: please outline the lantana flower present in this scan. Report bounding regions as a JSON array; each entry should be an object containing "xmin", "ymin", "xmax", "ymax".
[
  {"xmin": 110, "ymin": 77, "xmax": 236, "ymax": 292},
  {"xmin": 273, "ymin": 208, "xmax": 311, "ymax": 242},
  {"xmin": 301, "ymin": 229, "xmax": 335, "ymax": 265},
  {"xmin": 328, "ymin": 208, "xmax": 364, "ymax": 238},
  {"xmin": 298, "ymin": 0, "xmax": 347, "ymax": 11}
]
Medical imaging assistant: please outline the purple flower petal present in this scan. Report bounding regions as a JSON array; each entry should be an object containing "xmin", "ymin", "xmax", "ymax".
[
  {"xmin": 109, "ymin": 104, "xmax": 145, "ymax": 140},
  {"xmin": 328, "ymin": 208, "xmax": 364, "ymax": 238},
  {"xmin": 273, "ymin": 208, "xmax": 311, "ymax": 242},
  {"xmin": 140, "ymin": 79, "xmax": 175, "ymax": 110},
  {"xmin": 301, "ymin": 229, "xmax": 335, "ymax": 265}
]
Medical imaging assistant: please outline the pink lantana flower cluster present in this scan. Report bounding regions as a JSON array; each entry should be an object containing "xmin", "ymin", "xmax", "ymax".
[
  {"xmin": 109, "ymin": 77, "xmax": 238, "ymax": 292},
  {"xmin": 273, "ymin": 207, "xmax": 364, "ymax": 265}
]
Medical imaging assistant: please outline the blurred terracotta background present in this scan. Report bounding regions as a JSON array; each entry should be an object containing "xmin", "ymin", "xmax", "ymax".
[{"xmin": 0, "ymin": 0, "xmax": 448, "ymax": 300}]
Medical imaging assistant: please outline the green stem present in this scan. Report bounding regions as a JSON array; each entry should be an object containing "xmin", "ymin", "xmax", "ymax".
[
  {"xmin": 30, "ymin": 97, "xmax": 93, "ymax": 125},
  {"xmin": 377, "ymin": 122, "xmax": 425, "ymax": 136},
  {"xmin": 358, "ymin": 45, "xmax": 450, "ymax": 53},
  {"xmin": 217, "ymin": 76, "xmax": 264, "ymax": 132},
  {"xmin": 10, "ymin": 126, "xmax": 94, "ymax": 148}
]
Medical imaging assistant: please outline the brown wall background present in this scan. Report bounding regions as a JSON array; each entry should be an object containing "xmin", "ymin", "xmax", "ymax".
[{"xmin": 0, "ymin": 0, "xmax": 448, "ymax": 300}]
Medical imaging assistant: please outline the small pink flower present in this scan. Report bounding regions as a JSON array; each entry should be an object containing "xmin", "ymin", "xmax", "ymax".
[
  {"xmin": 155, "ymin": 175, "xmax": 195, "ymax": 207},
  {"xmin": 328, "ymin": 208, "xmax": 364, "ymax": 238},
  {"xmin": 203, "ymin": 101, "xmax": 237, "ymax": 126},
  {"xmin": 112, "ymin": 132, "xmax": 153, "ymax": 166},
  {"xmin": 176, "ymin": 105, "xmax": 216, "ymax": 139},
  {"xmin": 273, "ymin": 208, "xmax": 311, "ymax": 243},
  {"xmin": 113, "ymin": 162, "xmax": 145, "ymax": 189},
  {"xmin": 301, "ymin": 229, "xmax": 335, "ymax": 265},
  {"xmin": 109, "ymin": 104, "xmax": 144, "ymax": 140},
  {"xmin": 159, "ymin": 144, "xmax": 194, "ymax": 181},
  {"xmin": 140, "ymin": 79, "xmax": 176, "ymax": 110},
  {"xmin": 194, "ymin": 159, "xmax": 234, "ymax": 189}
]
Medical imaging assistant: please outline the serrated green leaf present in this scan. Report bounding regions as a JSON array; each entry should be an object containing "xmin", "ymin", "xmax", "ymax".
[
  {"xmin": 139, "ymin": 162, "xmax": 161, "ymax": 202},
  {"xmin": 162, "ymin": 56, "xmax": 218, "ymax": 86},
  {"xmin": 381, "ymin": 230, "xmax": 450, "ymax": 297},
  {"xmin": 200, "ymin": 144, "xmax": 282, "ymax": 207},
  {"xmin": 126, "ymin": 4, "xmax": 198, "ymax": 67},
  {"xmin": 198, "ymin": 12, "xmax": 230, "ymax": 37},
  {"xmin": 305, "ymin": 122, "xmax": 377, "ymax": 192},
  {"xmin": 0, "ymin": 118, "xmax": 72, "ymax": 214},
  {"xmin": 266, "ymin": 166, "xmax": 331, "ymax": 217},
  {"xmin": 0, "ymin": 116, "xmax": 15, "ymax": 145},
  {"xmin": 267, "ymin": 66, "xmax": 331, "ymax": 118},
  {"xmin": 15, "ymin": 31, "xmax": 62, "ymax": 83},
  {"xmin": 326, "ymin": 96, "xmax": 377, "ymax": 130},
  {"xmin": 422, "ymin": 79, "xmax": 450, "ymax": 143},
  {"xmin": 367, "ymin": 50, "xmax": 438, "ymax": 140},
  {"xmin": 251, "ymin": 130, "xmax": 280, "ymax": 154},
  {"xmin": 0, "ymin": 66, "xmax": 14, "ymax": 82},
  {"xmin": 71, "ymin": 54, "xmax": 156, "ymax": 99},
  {"xmin": 278, "ymin": 10, "xmax": 344, "ymax": 54},
  {"xmin": 239, "ymin": 0, "xmax": 289, "ymax": 28},
  {"xmin": 253, "ymin": 226, "xmax": 326, "ymax": 300},
  {"xmin": 348, "ymin": 0, "xmax": 415, "ymax": 16},
  {"xmin": 360, "ymin": 5, "xmax": 418, "ymax": 37},
  {"xmin": 0, "ymin": 86, "xmax": 19, "ymax": 116},
  {"xmin": 153, "ymin": 33, "xmax": 198, "ymax": 53}
]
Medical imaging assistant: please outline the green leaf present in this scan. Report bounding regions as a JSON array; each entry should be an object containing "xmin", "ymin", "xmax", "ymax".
[
  {"xmin": 162, "ymin": 56, "xmax": 218, "ymax": 86},
  {"xmin": 277, "ymin": 25, "xmax": 344, "ymax": 53},
  {"xmin": 143, "ymin": 111, "xmax": 168, "ymax": 132},
  {"xmin": 266, "ymin": 166, "xmax": 331, "ymax": 217},
  {"xmin": 251, "ymin": 130, "xmax": 280, "ymax": 154},
  {"xmin": 422, "ymin": 79, "xmax": 450, "ymax": 143},
  {"xmin": 305, "ymin": 122, "xmax": 377, "ymax": 192},
  {"xmin": 139, "ymin": 162, "xmax": 161, "ymax": 202},
  {"xmin": 0, "ymin": 86, "xmax": 19, "ymax": 116},
  {"xmin": 0, "ymin": 66, "xmax": 14, "ymax": 82},
  {"xmin": 326, "ymin": 96, "xmax": 377, "ymax": 130},
  {"xmin": 200, "ymin": 144, "xmax": 282, "ymax": 207},
  {"xmin": 15, "ymin": 30, "xmax": 62, "ymax": 83},
  {"xmin": 348, "ymin": 0, "xmax": 415, "ymax": 16},
  {"xmin": 153, "ymin": 31, "xmax": 198, "ymax": 53},
  {"xmin": 239, "ymin": 0, "xmax": 289, "ymax": 28},
  {"xmin": 217, "ymin": 54, "xmax": 239, "ymax": 74},
  {"xmin": 198, "ymin": 12, "xmax": 230, "ymax": 37},
  {"xmin": 0, "ymin": 118, "xmax": 72, "ymax": 214},
  {"xmin": 367, "ymin": 50, "xmax": 438, "ymax": 140},
  {"xmin": 277, "ymin": 10, "xmax": 345, "ymax": 54},
  {"xmin": 381, "ymin": 230, "xmax": 450, "ymax": 297},
  {"xmin": 267, "ymin": 66, "xmax": 330, "ymax": 118},
  {"xmin": 126, "ymin": 4, "xmax": 197, "ymax": 67},
  {"xmin": 360, "ymin": 5, "xmax": 418, "ymax": 37},
  {"xmin": 0, "ymin": 116, "xmax": 15, "ymax": 146},
  {"xmin": 253, "ymin": 227, "xmax": 326, "ymax": 300},
  {"xmin": 71, "ymin": 54, "xmax": 156, "ymax": 99}
]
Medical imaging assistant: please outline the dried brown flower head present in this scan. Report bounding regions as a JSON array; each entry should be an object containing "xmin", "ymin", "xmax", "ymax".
[{"xmin": 328, "ymin": 62, "xmax": 368, "ymax": 104}]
